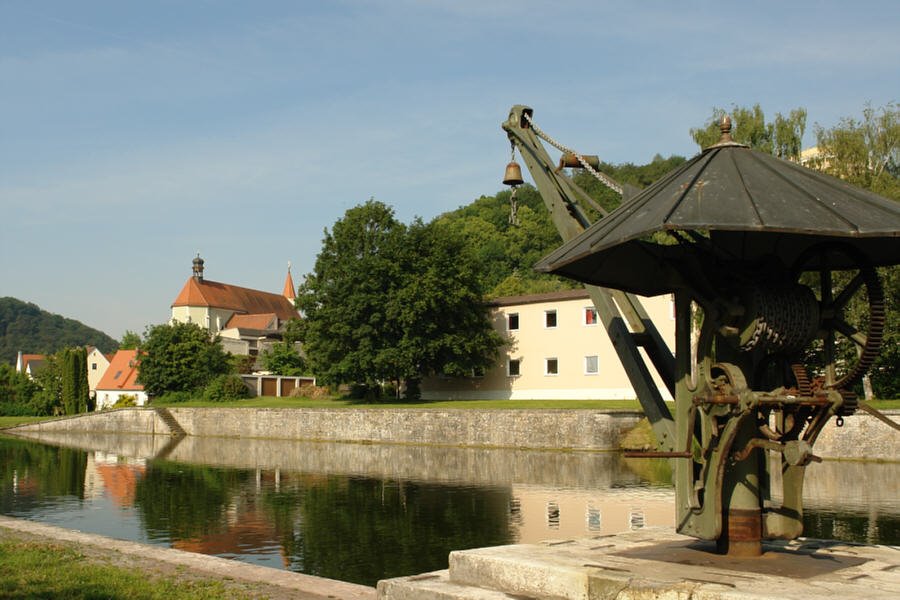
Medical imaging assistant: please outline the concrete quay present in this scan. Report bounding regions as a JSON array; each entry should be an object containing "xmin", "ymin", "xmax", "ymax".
[
  {"xmin": 378, "ymin": 528, "xmax": 900, "ymax": 599},
  {"xmin": 7, "ymin": 407, "xmax": 900, "ymax": 459}
]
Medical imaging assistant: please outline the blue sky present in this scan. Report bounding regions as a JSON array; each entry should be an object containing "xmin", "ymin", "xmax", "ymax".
[{"xmin": 2, "ymin": 1, "xmax": 898, "ymax": 340}]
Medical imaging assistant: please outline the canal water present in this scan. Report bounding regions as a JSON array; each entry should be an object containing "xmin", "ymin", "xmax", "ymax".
[{"xmin": 0, "ymin": 432, "xmax": 897, "ymax": 587}]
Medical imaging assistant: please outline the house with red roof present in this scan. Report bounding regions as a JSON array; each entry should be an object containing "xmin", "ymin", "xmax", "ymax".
[
  {"xmin": 15, "ymin": 352, "xmax": 46, "ymax": 379},
  {"xmin": 86, "ymin": 346, "xmax": 113, "ymax": 400},
  {"xmin": 170, "ymin": 256, "xmax": 299, "ymax": 356},
  {"xmin": 94, "ymin": 349, "xmax": 148, "ymax": 409}
]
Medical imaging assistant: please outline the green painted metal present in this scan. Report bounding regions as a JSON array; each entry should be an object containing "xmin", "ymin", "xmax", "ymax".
[
  {"xmin": 503, "ymin": 105, "xmax": 900, "ymax": 554},
  {"xmin": 502, "ymin": 104, "xmax": 676, "ymax": 453}
]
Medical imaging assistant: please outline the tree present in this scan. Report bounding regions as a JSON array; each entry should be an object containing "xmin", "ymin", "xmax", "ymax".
[
  {"xmin": 137, "ymin": 322, "xmax": 231, "ymax": 397},
  {"xmin": 119, "ymin": 330, "xmax": 141, "ymax": 350},
  {"xmin": 59, "ymin": 347, "xmax": 89, "ymax": 414},
  {"xmin": 261, "ymin": 342, "xmax": 307, "ymax": 376},
  {"xmin": 387, "ymin": 220, "xmax": 504, "ymax": 396},
  {"xmin": 813, "ymin": 102, "xmax": 899, "ymax": 199},
  {"xmin": 0, "ymin": 363, "xmax": 41, "ymax": 415},
  {"xmin": 297, "ymin": 200, "xmax": 503, "ymax": 397},
  {"xmin": 690, "ymin": 103, "xmax": 807, "ymax": 160},
  {"xmin": 297, "ymin": 200, "xmax": 407, "ymax": 390}
]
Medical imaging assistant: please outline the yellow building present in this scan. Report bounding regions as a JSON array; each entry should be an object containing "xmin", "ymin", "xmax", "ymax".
[{"xmin": 422, "ymin": 289, "xmax": 675, "ymax": 400}]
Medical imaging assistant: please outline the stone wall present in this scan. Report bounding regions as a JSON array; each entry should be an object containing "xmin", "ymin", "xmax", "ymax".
[
  {"xmin": 8, "ymin": 407, "xmax": 898, "ymax": 459},
  {"xmin": 166, "ymin": 408, "xmax": 640, "ymax": 451}
]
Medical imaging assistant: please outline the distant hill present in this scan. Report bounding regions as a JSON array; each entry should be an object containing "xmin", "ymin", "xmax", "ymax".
[{"xmin": 0, "ymin": 297, "xmax": 118, "ymax": 364}]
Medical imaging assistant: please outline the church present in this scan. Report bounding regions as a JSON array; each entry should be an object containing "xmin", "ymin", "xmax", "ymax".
[{"xmin": 170, "ymin": 255, "xmax": 299, "ymax": 356}]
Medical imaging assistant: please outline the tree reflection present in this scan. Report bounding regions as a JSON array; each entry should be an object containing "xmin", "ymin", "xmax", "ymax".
[
  {"xmin": 134, "ymin": 461, "xmax": 249, "ymax": 540},
  {"xmin": 0, "ymin": 438, "xmax": 87, "ymax": 510},
  {"xmin": 266, "ymin": 476, "xmax": 514, "ymax": 587}
]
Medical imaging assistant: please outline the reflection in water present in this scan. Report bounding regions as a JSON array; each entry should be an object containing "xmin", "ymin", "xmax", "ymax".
[{"xmin": 0, "ymin": 432, "xmax": 898, "ymax": 587}]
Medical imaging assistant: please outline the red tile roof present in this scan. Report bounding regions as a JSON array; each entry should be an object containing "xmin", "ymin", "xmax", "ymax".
[
  {"xmin": 224, "ymin": 313, "xmax": 277, "ymax": 330},
  {"xmin": 171, "ymin": 277, "xmax": 297, "ymax": 321},
  {"xmin": 95, "ymin": 350, "xmax": 143, "ymax": 392}
]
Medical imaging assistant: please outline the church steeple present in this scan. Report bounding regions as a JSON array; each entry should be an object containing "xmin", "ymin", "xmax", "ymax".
[
  {"xmin": 283, "ymin": 261, "xmax": 296, "ymax": 301},
  {"xmin": 192, "ymin": 253, "xmax": 205, "ymax": 281}
]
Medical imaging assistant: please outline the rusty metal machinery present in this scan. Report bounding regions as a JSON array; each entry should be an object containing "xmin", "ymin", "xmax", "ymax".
[{"xmin": 502, "ymin": 105, "xmax": 900, "ymax": 556}]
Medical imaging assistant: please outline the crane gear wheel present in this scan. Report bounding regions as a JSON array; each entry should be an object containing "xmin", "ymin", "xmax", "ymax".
[{"xmin": 792, "ymin": 244, "xmax": 886, "ymax": 393}]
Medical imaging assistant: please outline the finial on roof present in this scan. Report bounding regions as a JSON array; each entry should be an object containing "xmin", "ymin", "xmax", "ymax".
[
  {"xmin": 192, "ymin": 253, "xmax": 205, "ymax": 281},
  {"xmin": 705, "ymin": 114, "xmax": 748, "ymax": 150},
  {"xmin": 719, "ymin": 115, "xmax": 733, "ymax": 143}
]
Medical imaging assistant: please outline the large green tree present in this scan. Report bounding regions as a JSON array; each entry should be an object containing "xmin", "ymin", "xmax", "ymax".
[
  {"xmin": 297, "ymin": 200, "xmax": 502, "ymax": 396},
  {"xmin": 136, "ymin": 322, "xmax": 231, "ymax": 397}
]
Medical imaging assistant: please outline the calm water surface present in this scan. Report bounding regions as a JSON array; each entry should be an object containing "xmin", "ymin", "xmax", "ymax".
[{"xmin": 0, "ymin": 432, "xmax": 897, "ymax": 587}]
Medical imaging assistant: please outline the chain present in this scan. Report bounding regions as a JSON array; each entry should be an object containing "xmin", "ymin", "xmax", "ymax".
[{"xmin": 522, "ymin": 112, "xmax": 623, "ymax": 195}]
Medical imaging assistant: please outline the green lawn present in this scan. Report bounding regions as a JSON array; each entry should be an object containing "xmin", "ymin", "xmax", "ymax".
[
  {"xmin": 152, "ymin": 396, "xmax": 646, "ymax": 410},
  {"xmin": 0, "ymin": 416, "xmax": 53, "ymax": 428},
  {"xmin": 0, "ymin": 536, "xmax": 250, "ymax": 599}
]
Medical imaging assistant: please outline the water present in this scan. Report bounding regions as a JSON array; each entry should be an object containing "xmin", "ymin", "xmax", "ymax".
[{"xmin": 0, "ymin": 432, "xmax": 897, "ymax": 587}]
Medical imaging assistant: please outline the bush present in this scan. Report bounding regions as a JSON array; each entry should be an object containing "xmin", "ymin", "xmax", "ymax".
[
  {"xmin": 154, "ymin": 390, "xmax": 194, "ymax": 404},
  {"xmin": 112, "ymin": 394, "xmax": 137, "ymax": 409},
  {"xmin": 203, "ymin": 374, "xmax": 251, "ymax": 402}
]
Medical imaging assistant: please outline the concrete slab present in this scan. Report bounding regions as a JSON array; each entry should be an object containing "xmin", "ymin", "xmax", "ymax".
[
  {"xmin": 379, "ymin": 528, "xmax": 900, "ymax": 600},
  {"xmin": 377, "ymin": 571, "xmax": 525, "ymax": 599}
]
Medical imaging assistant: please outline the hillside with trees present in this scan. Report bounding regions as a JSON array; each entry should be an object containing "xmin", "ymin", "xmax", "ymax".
[
  {"xmin": 434, "ymin": 154, "xmax": 688, "ymax": 298},
  {"xmin": 0, "ymin": 297, "xmax": 117, "ymax": 364}
]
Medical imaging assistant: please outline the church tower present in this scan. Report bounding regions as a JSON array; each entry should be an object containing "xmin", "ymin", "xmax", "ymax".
[{"xmin": 283, "ymin": 262, "xmax": 296, "ymax": 302}]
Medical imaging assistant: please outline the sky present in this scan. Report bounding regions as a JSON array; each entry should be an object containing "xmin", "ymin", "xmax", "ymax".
[{"xmin": 1, "ymin": 0, "xmax": 898, "ymax": 340}]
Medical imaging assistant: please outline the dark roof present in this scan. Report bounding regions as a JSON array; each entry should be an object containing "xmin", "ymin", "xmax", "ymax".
[{"xmin": 536, "ymin": 143, "xmax": 900, "ymax": 296}]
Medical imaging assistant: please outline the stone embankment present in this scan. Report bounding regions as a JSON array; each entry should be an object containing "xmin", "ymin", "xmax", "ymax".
[{"xmin": 7, "ymin": 407, "xmax": 899, "ymax": 459}]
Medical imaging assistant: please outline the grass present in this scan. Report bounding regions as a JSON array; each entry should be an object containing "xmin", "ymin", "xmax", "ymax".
[
  {"xmin": 0, "ymin": 536, "xmax": 248, "ymax": 600},
  {"xmin": 0, "ymin": 416, "xmax": 53, "ymax": 429},
  {"xmin": 151, "ymin": 396, "xmax": 647, "ymax": 410}
]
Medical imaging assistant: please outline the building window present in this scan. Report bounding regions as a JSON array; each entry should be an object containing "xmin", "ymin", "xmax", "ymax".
[
  {"xmin": 545, "ymin": 310, "xmax": 557, "ymax": 328},
  {"xmin": 584, "ymin": 307, "xmax": 598, "ymax": 326},
  {"xmin": 545, "ymin": 358, "xmax": 559, "ymax": 376},
  {"xmin": 91, "ymin": 363, "xmax": 97, "ymax": 370},
  {"xmin": 547, "ymin": 501, "xmax": 560, "ymax": 529},
  {"xmin": 508, "ymin": 359, "xmax": 521, "ymax": 377},
  {"xmin": 585, "ymin": 355, "xmax": 599, "ymax": 375},
  {"xmin": 508, "ymin": 313, "xmax": 519, "ymax": 331}
]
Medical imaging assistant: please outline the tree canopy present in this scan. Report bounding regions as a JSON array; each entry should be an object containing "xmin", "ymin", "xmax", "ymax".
[
  {"xmin": 136, "ymin": 321, "xmax": 231, "ymax": 397},
  {"xmin": 297, "ymin": 200, "xmax": 503, "ymax": 396},
  {"xmin": 689, "ymin": 103, "xmax": 807, "ymax": 160}
]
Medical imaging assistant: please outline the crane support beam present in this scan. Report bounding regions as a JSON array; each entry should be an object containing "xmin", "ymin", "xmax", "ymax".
[{"xmin": 503, "ymin": 105, "xmax": 675, "ymax": 450}]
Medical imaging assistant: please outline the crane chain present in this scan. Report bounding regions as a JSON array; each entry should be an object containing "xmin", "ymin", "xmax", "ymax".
[{"xmin": 522, "ymin": 112, "xmax": 623, "ymax": 195}]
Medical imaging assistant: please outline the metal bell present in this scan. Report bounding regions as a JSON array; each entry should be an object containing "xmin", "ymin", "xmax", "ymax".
[{"xmin": 503, "ymin": 161, "xmax": 524, "ymax": 186}]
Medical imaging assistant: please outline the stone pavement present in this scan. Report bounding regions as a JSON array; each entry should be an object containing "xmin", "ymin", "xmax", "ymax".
[{"xmin": 378, "ymin": 527, "xmax": 900, "ymax": 599}]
